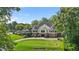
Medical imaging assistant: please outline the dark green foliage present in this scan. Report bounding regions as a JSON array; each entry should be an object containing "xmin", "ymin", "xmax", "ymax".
[
  {"xmin": 15, "ymin": 23, "xmax": 31, "ymax": 30},
  {"xmin": 50, "ymin": 7, "xmax": 79, "ymax": 50},
  {"xmin": 7, "ymin": 21, "xmax": 17, "ymax": 31},
  {"xmin": 39, "ymin": 17, "xmax": 50, "ymax": 24},
  {"xmin": 31, "ymin": 20, "xmax": 39, "ymax": 26},
  {"xmin": 0, "ymin": 7, "xmax": 20, "ymax": 50},
  {"xmin": 0, "ymin": 22, "xmax": 15, "ymax": 50},
  {"xmin": 23, "ymin": 32, "xmax": 32, "ymax": 38},
  {"xmin": 15, "ymin": 23, "xmax": 25, "ymax": 30}
]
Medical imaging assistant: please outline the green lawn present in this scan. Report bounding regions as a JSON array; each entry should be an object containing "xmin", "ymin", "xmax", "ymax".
[
  {"xmin": 14, "ymin": 39, "xmax": 64, "ymax": 51},
  {"xmin": 9, "ymin": 34, "xmax": 24, "ymax": 40}
]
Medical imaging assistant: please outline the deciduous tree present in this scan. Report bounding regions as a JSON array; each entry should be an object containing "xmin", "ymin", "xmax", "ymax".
[{"xmin": 0, "ymin": 7, "xmax": 20, "ymax": 50}]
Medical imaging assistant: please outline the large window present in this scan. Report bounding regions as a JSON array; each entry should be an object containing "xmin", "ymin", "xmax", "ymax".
[{"xmin": 41, "ymin": 30, "xmax": 45, "ymax": 32}]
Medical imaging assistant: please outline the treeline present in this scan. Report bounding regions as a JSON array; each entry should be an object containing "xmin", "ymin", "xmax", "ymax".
[
  {"xmin": 50, "ymin": 8, "xmax": 79, "ymax": 51},
  {"xmin": 7, "ymin": 17, "xmax": 53, "ymax": 31},
  {"xmin": 7, "ymin": 21, "xmax": 31, "ymax": 31}
]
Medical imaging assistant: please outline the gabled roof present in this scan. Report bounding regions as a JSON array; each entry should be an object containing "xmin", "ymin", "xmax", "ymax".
[
  {"xmin": 38, "ymin": 22, "xmax": 53, "ymax": 28},
  {"xmin": 32, "ymin": 22, "xmax": 54, "ymax": 30}
]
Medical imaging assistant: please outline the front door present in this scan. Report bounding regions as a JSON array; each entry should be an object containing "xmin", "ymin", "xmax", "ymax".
[{"xmin": 41, "ymin": 34, "xmax": 45, "ymax": 37}]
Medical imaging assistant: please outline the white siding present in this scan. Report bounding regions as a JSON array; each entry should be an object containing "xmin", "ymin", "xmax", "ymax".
[{"xmin": 38, "ymin": 24, "xmax": 54, "ymax": 33}]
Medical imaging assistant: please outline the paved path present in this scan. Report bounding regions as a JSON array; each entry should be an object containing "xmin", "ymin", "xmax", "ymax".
[{"xmin": 14, "ymin": 37, "xmax": 60, "ymax": 42}]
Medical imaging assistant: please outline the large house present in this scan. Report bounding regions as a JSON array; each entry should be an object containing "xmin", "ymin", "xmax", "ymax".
[
  {"xmin": 11, "ymin": 22, "xmax": 61, "ymax": 38},
  {"xmin": 31, "ymin": 22, "xmax": 61, "ymax": 37},
  {"xmin": 32, "ymin": 22, "xmax": 54, "ymax": 33}
]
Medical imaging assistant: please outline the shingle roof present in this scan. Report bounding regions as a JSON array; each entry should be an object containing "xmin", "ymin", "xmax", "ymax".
[
  {"xmin": 38, "ymin": 22, "xmax": 53, "ymax": 28},
  {"xmin": 32, "ymin": 22, "xmax": 54, "ymax": 29}
]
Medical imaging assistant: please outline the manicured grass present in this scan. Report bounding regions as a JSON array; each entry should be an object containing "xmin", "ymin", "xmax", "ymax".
[
  {"xmin": 9, "ymin": 34, "xmax": 24, "ymax": 40},
  {"xmin": 14, "ymin": 39, "xmax": 64, "ymax": 51}
]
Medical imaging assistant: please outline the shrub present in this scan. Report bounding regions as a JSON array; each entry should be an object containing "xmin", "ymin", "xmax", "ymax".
[{"xmin": 26, "ymin": 32, "xmax": 32, "ymax": 37}]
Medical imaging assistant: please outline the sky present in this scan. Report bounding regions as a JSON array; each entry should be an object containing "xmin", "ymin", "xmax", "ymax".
[{"xmin": 10, "ymin": 7, "xmax": 60, "ymax": 24}]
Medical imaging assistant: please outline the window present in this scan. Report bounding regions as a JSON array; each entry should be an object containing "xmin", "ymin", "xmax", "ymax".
[
  {"xmin": 33, "ymin": 30, "xmax": 37, "ymax": 32},
  {"xmin": 49, "ymin": 30, "xmax": 53, "ymax": 32},
  {"xmin": 41, "ymin": 30, "xmax": 45, "ymax": 32}
]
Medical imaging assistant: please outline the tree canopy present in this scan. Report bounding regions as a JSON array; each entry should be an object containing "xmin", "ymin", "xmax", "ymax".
[
  {"xmin": 0, "ymin": 7, "xmax": 20, "ymax": 50},
  {"xmin": 31, "ymin": 20, "xmax": 39, "ymax": 26},
  {"xmin": 50, "ymin": 7, "xmax": 79, "ymax": 50}
]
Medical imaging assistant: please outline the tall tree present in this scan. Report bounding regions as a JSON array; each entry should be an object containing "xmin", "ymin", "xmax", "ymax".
[
  {"xmin": 24, "ymin": 24, "xmax": 31, "ymax": 29},
  {"xmin": 41, "ymin": 17, "xmax": 49, "ymax": 22},
  {"xmin": 11, "ymin": 21, "xmax": 17, "ymax": 30},
  {"xmin": 7, "ymin": 21, "xmax": 17, "ymax": 31},
  {"xmin": 51, "ymin": 7, "xmax": 79, "ymax": 50},
  {"xmin": 15, "ymin": 23, "xmax": 24, "ymax": 30},
  {"xmin": 0, "ymin": 7, "xmax": 20, "ymax": 50},
  {"xmin": 31, "ymin": 20, "xmax": 38, "ymax": 26}
]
